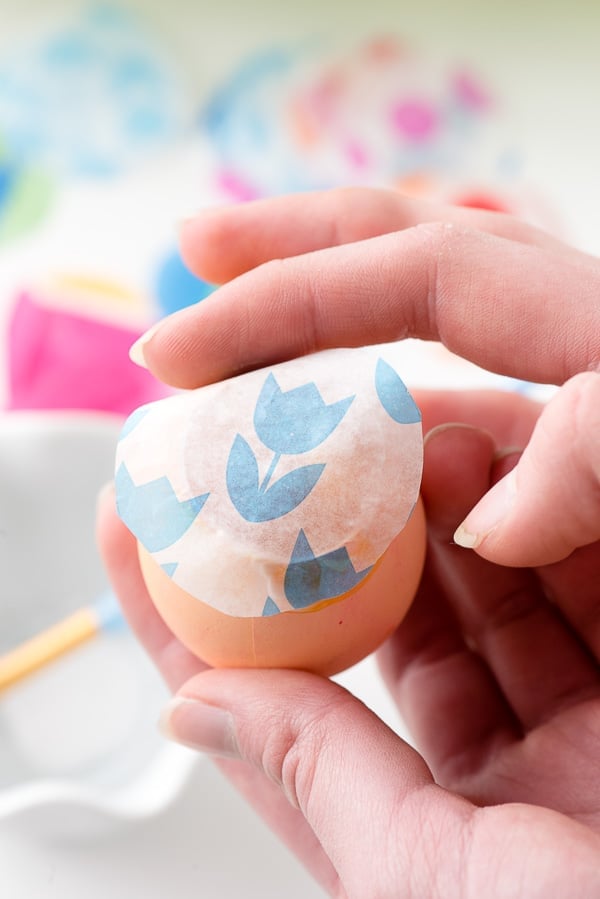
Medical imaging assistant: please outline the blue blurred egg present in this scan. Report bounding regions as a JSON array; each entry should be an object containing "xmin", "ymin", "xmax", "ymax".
[{"xmin": 154, "ymin": 249, "xmax": 216, "ymax": 317}]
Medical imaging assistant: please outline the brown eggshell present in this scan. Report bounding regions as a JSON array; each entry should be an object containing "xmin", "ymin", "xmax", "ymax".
[{"xmin": 138, "ymin": 497, "xmax": 426, "ymax": 676}]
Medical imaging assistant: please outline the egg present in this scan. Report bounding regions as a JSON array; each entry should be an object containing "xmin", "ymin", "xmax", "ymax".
[
  {"xmin": 116, "ymin": 344, "xmax": 425, "ymax": 676},
  {"xmin": 138, "ymin": 497, "xmax": 425, "ymax": 676}
]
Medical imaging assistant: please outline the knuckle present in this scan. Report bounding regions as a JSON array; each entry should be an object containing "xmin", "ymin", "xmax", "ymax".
[
  {"xmin": 411, "ymin": 220, "xmax": 477, "ymax": 338},
  {"xmin": 251, "ymin": 256, "xmax": 319, "ymax": 355},
  {"xmin": 399, "ymin": 788, "xmax": 470, "ymax": 899},
  {"xmin": 561, "ymin": 372, "xmax": 600, "ymax": 485},
  {"xmin": 260, "ymin": 693, "xmax": 352, "ymax": 813},
  {"xmin": 477, "ymin": 585, "xmax": 542, "ymax": 640},
  {"xmin": 412, "ymin": 219, "xmax": 462, "ymax": 263}
]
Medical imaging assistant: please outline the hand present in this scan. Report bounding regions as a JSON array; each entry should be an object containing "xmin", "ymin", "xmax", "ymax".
[
  {"xmin": 98, "ymin": 427, "xmax": 600, "ymax": 897},
  {"xmin": 102, "ymin": 189, "xmax": 600, "ymax": 897},
  {"xmin": 134, "ymin": 187, "xmax": 600, "ymax": 567}
]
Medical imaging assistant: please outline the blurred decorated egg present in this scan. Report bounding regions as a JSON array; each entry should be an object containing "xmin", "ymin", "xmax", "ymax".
[{"xmin": 115, "ymin": 344, "xmax": 425, "ymax": 675}]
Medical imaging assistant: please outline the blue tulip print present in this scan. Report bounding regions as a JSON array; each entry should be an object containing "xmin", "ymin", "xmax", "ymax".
[
  {"xmin": 226, "ymin": 433, "xmax": 326, "ymax": 522},
  {"xmin": 375, "ymin": 358, "xmax": 421, "ymax": 424},
  {"xmin": 254, "ymin": 373, "xmax": 354, "ymax": 455},
  {"xmin": 119, "ymin": 404, "xmax": 152, "ymax": 439},
  {"xmin": 284, "ymin": 530, "xmax": 372, "ymax": 609},
  {"xmin": 227, "ymin": 373, "xmax": 354, "ymax": 522},
  {"xmin": 262, "ymin": 597, "xmax": 280, "ymax": 616},
  {"xmin": 116, "ymin": 462, "xmax": 209, "ymax": 552}
]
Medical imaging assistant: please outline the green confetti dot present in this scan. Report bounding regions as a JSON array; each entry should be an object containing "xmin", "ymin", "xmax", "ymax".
[{"xmin": 0, "ymin": 166, "xmax": 55, "ymax": 244}]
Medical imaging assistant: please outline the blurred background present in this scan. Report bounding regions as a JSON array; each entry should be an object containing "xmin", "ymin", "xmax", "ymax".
[{"xmin": 0, "ymin": 1, "xmax": 599, "ymax": 897}]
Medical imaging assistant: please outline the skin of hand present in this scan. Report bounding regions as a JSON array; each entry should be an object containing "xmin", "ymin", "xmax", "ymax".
[{"xmin": 100, "ymin": 188, "xmax": 600, "ymax": 898}]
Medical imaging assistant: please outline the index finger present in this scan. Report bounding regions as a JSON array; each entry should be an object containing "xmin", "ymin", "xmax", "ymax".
[{"xmin": 136, "ymin": 223, "xmax": 600, "ymax": 389}]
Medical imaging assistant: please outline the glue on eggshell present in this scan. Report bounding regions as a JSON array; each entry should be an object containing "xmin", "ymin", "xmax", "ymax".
[{"xmin": 116, "ymin": 344, "xmax": 425, "ymax": 675}]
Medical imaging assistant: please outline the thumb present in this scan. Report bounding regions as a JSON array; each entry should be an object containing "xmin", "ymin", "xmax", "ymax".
[
  {"xmin": 454, "ymin": 371, "xmax": 600, "ymax": 566},
  {"xmin": 159, "ymin": 667, "xmax": 468, "ymax": 896}
]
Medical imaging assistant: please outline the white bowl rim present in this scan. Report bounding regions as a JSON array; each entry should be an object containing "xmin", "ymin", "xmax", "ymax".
[
  {"xmin": 0, "ymin": 408, "xmax": 125, "ymax": 431},
  {"xmin": 0, "ymin": 741, "xmax": 199, "ymax": 825},
  {"xmin": 0, "ymin": 407, "xmax": 198, "ymax": 830}
]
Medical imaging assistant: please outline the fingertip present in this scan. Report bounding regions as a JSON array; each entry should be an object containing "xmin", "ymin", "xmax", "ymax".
[
  {"xmin": 159, "ymin": 694, "xmax": 241, "ymax": 759},
  {"xmin": 178, "ymin": 212, "xmax": 221, "ymax": 282},
  {"xmin": 128, "ymin": 318, "xmax": 172, "ymax": 371},
  {"xmin": 179, "ymin": 204, "xmax": 250, "ymax": 284},
  {"xmin": 452, "ymin": 523, "xmax": 480, "ymax": 549},
  {"xmin": 421, "ymin": 424, "xmax": 496, "ymax": 536},
  {"xmin": 456, "ymin": 373, "xmax": 600, "ymax": 566},
  {"xmin": 128, "ymin": 305, "xmax": 219, "ymax": 390},
  {"xmin": 96, "ymin": 479, "xmax": 115, "ymax": 517},
  {"xmin": 455, "ymin": 468, "xmax": 518, "ymax": 548}
]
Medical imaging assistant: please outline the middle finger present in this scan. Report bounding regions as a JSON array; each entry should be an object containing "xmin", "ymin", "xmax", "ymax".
[{"xmin": 179, "ymin": 186, "xmax": 577, "ymax": 284}]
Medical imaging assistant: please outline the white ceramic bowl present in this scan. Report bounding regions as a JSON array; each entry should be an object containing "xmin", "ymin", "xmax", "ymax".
[{"xmin": 0, "ymin": 412, "xmax": 196, "ymax": 840}]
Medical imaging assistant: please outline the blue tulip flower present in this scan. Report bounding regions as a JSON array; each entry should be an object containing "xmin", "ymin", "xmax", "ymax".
[
  {"xmin": 227, "ymin": 434, "xmax": 325, "ymax": 522},
  {"xmin": 254, "ymin": 373, "xmax": 354, "ymax": 456},
  {"xmin": 284, "ymin": 530, "xmax": 372, "ymax": 609},
  {"xmin": 227, "ymin": 372, "xmax": 354, "ymax": 522},
  {"xmin": 116, "ymin": 463, "xmax": 209, "ymax": 552}
]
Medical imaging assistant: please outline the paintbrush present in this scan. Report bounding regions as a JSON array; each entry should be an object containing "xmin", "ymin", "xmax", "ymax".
[{"xmin": 0, "ymin": 592, "xmax": 124, "ymax": 693}]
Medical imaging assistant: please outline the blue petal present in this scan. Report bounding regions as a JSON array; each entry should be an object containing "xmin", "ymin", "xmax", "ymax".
[
  {"xmin": 226, "ymin": 433, "xmax": 260, "ymax": 514},
  {"xmin": 161, "ymin": 562, "xmax": 179, "ymax": 578},
  {"xmin": 115, "ymin": 463, "xmax": 208, "ymax": 552},
  {"xmin": 119, "ymin": 404, "xmax": 152, "ymax": 439},
  {"xmin": 284, "ymin": 530, "xmax": 372, "ymax": 609},
  {"xmin": 260, "ymin": 464, "xmax": 325, "ymax": 520},
  {"xmin": 375, "ymin": 358, "xmax": 421, "ymax": 424},
  {"xmin": 262, "ymin": 597, "xmax": 280, "ymax": 616}
]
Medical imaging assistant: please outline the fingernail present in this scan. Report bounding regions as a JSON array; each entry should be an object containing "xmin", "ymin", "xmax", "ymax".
[
  {"xmin": 453, "ymin": 523, "xmax": 480, "ymax": 548},
  {"xmin": 454, "ymin": 468, "xmax": 517, "ymax": 549},
  {"xmin": 177, "ymin": 210, "xmax": 202, "ymax": 229},
  {"xmin": 178, "ymin": 203, "xmax": 224, "ymax": 229},
  {"xmin": 129, "ymin": 320, "xmax": 164, "ymax": 369},
  {"xmin": 423, "ymin": 422, "xmax": 486, "ymax": 446},
  {"xmin": 159, "ymin": 696, "xmax": 240, "ymax": 759},
  {"xmin": 492, "ymin": 445, "xmax": 523, "ymax": 463}
]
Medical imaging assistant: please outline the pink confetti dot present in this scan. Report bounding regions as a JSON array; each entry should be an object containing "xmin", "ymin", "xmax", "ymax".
[
  {"xmin": 343, "ymin": 139, "xmax": 369, "ymax": 169},
  {"xmin": 391, "ymin": 100, "xmax": 439, "ymax": 141},
  {"xmin": 217, "ymin": 169, "xmax": 260, "ymax": 202},
  {"xmin": 453, "ymin": 71, "xmax": 491, "ymax": 111}
]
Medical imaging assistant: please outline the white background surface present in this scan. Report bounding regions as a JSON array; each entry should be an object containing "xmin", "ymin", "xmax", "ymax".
[
  {"xmin": 1, "ymin": 759, "xmax": 327, "ymax": 898},
  {"xmin": 1, "ymin": 1, "xmax": 599, "ymax": 896}
]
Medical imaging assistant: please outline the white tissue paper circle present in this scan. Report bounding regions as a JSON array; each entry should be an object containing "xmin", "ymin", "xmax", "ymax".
[{"xmin": 115, "ymin": 344, "xmax": 423, "ymax": 618}]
